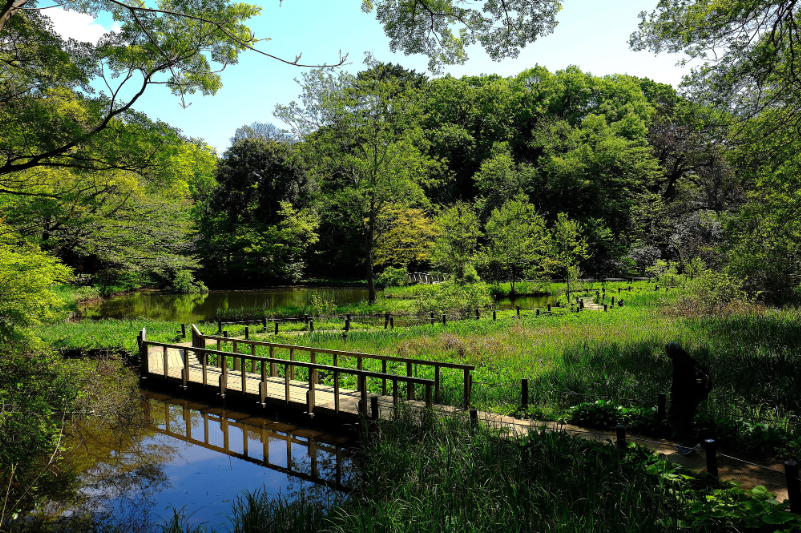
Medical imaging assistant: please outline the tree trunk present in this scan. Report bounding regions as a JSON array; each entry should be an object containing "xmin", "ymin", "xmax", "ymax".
[{"xmin": 366, "ymin": 260, "xmax": 376, "ymax": 303}]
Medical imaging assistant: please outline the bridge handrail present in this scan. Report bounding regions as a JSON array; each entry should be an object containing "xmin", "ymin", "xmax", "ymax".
[
  {"xmin": 199, "ymin": 331, "xmax": 475, "ymax": 371},
  {"xmin": 143, "ymin": 340, "xmax": 435, "ymax": 386}
]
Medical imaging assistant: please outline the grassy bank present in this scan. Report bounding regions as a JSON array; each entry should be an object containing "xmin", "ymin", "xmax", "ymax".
[
  {"xmin": 161, "ymin": 410, "xmax": 800, "ymax": 533},
  {"xmin": 42, "ymin": 281, "xmax": 801, "ymax": 457}
]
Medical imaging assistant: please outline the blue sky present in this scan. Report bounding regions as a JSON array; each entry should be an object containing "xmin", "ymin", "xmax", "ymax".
[{"xmin": 47, "ymin": 1, "xmax": 688, "ymax": 154}]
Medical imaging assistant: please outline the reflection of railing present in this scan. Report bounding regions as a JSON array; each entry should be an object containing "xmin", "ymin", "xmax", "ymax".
[{"xmin": 145, "ymin": 400, "xmax": 351, "ymax": 492}]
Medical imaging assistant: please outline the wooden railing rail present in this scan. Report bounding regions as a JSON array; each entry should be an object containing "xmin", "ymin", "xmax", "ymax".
[
  {"xmin": 198, "ymin": 330, "xmax": 473, "ymax": 408},
  {"xmin": 141, "ymin": 339, "xmax": 438, "ymax": 416}
]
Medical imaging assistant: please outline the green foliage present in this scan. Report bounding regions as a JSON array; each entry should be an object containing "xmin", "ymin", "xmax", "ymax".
[
  {"xmin": 363, "ymin": 0, "xmax": 562, "ymax": 73},
  {"xmin": 0, "ymin": 229, "xmax": 71, "ymax": 342},
  {"xmin": 375, "ymin": 266, "xmax": 409, "ymax": 288},
  {"xmin": 276, "ymin": 60, "xmax": 438, "ymax": 301},
  {"xmin": 410, "ymin": 281, "xmax": 492, "ymax": 318},
  {"xmin": 429, "ymin": 202, "xmax": 482, "ymax": 282},
  {"xmin": 480, "ymin": 195, "xmax": 550, "ymax": 292},
  {"xmin": 0, "ymin": 0, "xmax": 260, "ymax": 178},
  {"xmin": 308, "ymin": 292, "xmax": 336, "ymax": 317},
  {"xmin": 170, "ymin": 270, "xmax": 208, "ymax": 294}
]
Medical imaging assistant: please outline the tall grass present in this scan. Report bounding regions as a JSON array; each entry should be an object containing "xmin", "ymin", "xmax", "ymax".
[
  {"xmin": 160, "ymin": 410, "xmax": 801, "ymax": 533},
  {"xmin": 44, "ymin": 282, "xmax": 801, "ymax": 450}
]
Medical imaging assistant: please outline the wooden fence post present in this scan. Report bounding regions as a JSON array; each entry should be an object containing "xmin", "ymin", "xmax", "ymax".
[
  {"xmin": 244, "ymin": 326, "xmax": 249, "ymax": 340},
  {"xmin": 521, "ymin": 378, "xmax": 528, "ymax": 409},
  {"xmin": 704, "ymin": 439, "xmax": 718, "ymax": 477},
  {"xmin": 615, "ymin": 424, "xmax": 626, "ymax": 450},
  {"xmin": 181, "ymin": 324, "xmax": 186, "ymax": 338},
  {"xmin": 785, "ymin": 461, "xmax": 801, "ymax": 514},
  {"xmin": 371, "ymin": 396, "xmax": 379, "ymax": 421},
  {"xmin": 464, "ymin": 369, "xmax": 471, "ymax": 409},
  {"xmin": 139, "ymin": 328, "xmax": 148, "ymax": 378}
]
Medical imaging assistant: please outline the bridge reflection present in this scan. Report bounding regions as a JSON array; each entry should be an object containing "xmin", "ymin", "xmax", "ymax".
[{"xmin": 143, "ymin": 393, "xmax": 353, "ymax": 494}]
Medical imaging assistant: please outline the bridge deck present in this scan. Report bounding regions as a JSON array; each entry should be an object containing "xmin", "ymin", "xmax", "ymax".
[{"xmin": 146, "ymin": 346, "xmax": 445, "ymax": 420}]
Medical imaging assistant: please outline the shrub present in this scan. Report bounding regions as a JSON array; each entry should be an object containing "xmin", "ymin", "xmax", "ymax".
[
  {"xmin": 376, "ymin": 266, "xmax": 409, "ymax": 288},
  {"xmin": 410, "ymin": 282, "xmax": 492, "ymax": 318},
  {"xmin": 171, "ymin": 270, "xmax": 208, "ymax": 294}
]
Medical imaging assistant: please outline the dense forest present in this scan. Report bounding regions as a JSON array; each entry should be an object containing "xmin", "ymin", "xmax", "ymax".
[{"xmin": 2, "ymin": 58, "xmax": 796, "ymax": 305}]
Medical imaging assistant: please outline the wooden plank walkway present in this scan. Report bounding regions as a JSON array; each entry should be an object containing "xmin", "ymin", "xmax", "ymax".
[{"xmin": 144, "ymin": 343, "xmax": 447, "ymax": 421}]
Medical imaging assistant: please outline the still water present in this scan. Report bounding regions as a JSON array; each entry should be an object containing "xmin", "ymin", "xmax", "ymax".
[
  {"xmin": 47, "ymin": 392, "xmax": 354, "ymax": 532},
  {"xmin": 78, "ymin": 287, "xmax": 557, "ymax": 323}
]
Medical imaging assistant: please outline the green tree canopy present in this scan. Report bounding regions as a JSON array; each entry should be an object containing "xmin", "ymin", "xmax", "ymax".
[
  {"xmin": 481, "ymin": 195, "xmax": 550, "ymax": 292},
  {"xmin": 276, "ymin": 61, "xmax": 439, "ymax": 302}
]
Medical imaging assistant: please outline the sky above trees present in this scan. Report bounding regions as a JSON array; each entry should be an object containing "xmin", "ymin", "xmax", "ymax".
[{"xmin": 43, "ymin": 0, "xmax": 688, "ymax": 153}]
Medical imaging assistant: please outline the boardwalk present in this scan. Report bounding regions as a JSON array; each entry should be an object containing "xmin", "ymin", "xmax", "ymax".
[
  {"xmin": 138, "ymin": 326, "xmax": 792, "ymax": 502},
  {"xmin": 140, "ymin": 325, "xmax": 472, "ymax": 421}
]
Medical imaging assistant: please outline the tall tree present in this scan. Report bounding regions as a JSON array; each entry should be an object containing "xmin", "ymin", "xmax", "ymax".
[
  {"xmin": 481, "ymin": 195, "xmax": 550, "ymax": 293},
  {"xmin": 430, "ymin": 202, "xmax": 482, "ymax": 282},
  {"xmin": 276, "ymin": 62, "xmax": 438, "ymax": 302}
]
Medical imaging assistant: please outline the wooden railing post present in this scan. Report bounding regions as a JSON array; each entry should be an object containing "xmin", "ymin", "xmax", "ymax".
[
  {"xmin": 464, "ymin": 369, "xmax": 471, "ymax": 409},
  {"xmin": 240, "ymin": 355, "xmax": 247, "ymax": 396},
  {"xmin": 162, "ymin": 346, "xmax": 168, "ymax": 379},
  {"xmin": 333, "ymin": 370, "xmax": 340, "ymax": 414},
  {"xmin": 360, "ymin": 375, "xmax": 368, "ymax": 417},
  {"xmin": 434, "ymin": 365, "xmax": 440, "ymax": 404},
  {"xmin": 406, "ymin": 362, "xmax": 413, "ymax": 400},
  {"xmin": 139, "ymin": 328, "xmax": 148, "ymax": 378},
  {"xmin": 307, "ymin": 371, "xmax": 315, "ymax": 415},
  {"xmin": 284, "ymin": 363, "xmax": 291, "ymax": 405},
  {"xmin": 182, "ymin": 349, "xmax": 189, "ymax": 389},
  {"xmin": 382, "ymin": 360, "xmax": 387, "ymax": 396},
  {"xmin": 270, "ymin": 346, "xmax": 276, "ymax": 377}
]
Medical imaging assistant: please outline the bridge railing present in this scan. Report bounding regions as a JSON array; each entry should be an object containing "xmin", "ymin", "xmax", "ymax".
[
  {"xmin": 192, "ymin": 325, "xmax": 474, "ymax": 409},
  {"xmin": 140, "ymin": 334, "xmax": 445, "ymax": 417}
]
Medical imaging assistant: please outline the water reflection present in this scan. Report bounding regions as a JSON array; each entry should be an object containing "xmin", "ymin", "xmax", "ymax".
[
  {"xmin": 46, "ymin": 392, "xmax": 354, "ymax": 532},
  {"xmin": 78, "ymin": 288, "xmax": 370, "ymax": 323},
  {"xmin": 78, "ymin": 287, "xmax": 558, "ymax": 324}
]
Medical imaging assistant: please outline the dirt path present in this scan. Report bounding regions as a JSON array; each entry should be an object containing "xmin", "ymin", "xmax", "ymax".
[{"xmin": 475, "ymin": 411, "xmax": 789, "ymax": 501}]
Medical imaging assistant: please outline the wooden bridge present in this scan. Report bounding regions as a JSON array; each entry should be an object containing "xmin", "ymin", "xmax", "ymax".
[{"xmin": 139, "ymin": 325, "xmax": 474, "ymax": 421}]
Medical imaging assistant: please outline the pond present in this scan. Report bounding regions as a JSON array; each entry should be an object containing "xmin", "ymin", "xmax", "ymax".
[
  {"xmin": 78, "ymin": 287, "xmax": 559, "ymax": 323},
  {"xmin": 43, "ymin": 391, "xmax": 354, "ymax": 532}
]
